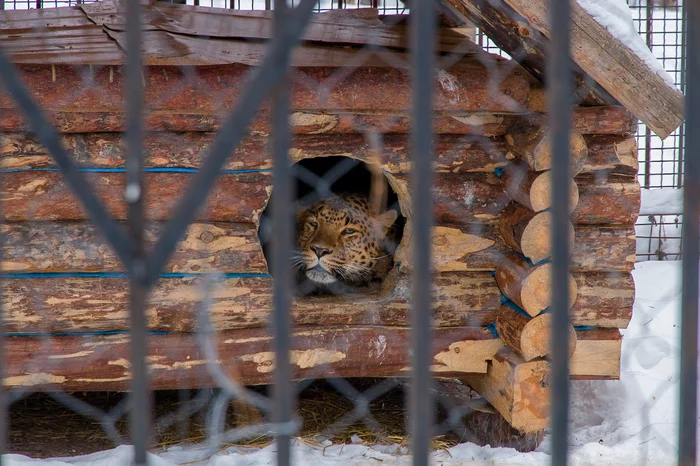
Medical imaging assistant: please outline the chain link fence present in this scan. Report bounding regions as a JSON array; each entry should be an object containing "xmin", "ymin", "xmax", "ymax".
[{"xmin": 0, "ymin": 0, "xmax": 694, "ymax": 464}]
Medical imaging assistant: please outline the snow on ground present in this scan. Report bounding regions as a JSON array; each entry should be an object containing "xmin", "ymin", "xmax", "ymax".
[
  {"xmin": 577, "ymin": 0, "xmax": 677, "ymax": 88},
  {"xmin": 2, "ymin": 260, "xmax": 686, "ymax": 465}
]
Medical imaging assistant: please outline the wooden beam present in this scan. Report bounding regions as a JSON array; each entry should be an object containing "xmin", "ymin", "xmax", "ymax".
[
  {"xmin": 495, "ymin": 305, "xmax": 576, "ymax": 361},
  {"xmin": 502, "ymin": 0, "xmax": 683, "ymax": 139},
  {"xmin": 465, "ymin": 348, "xmax": 550, "ymax": 433},
  {"xmin": 2, "ymin": 222, "xmax": 636, "ymax": 274},
  {"xmin": 440, "ymin": 0, "xmax": 617, "ymax": 106},
  {"xmin": 2, "ymin": 272, "xmax": 502, "ymax": 333},
  {"xmin": 0, "ymin": 131, "xmax": 638, "ymax": 176},
  {"xmin": 0, "ymin": 326, "xmax": 503, "ymax": 391}
]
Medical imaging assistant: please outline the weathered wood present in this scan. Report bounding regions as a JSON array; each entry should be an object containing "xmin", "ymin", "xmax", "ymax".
[
  {"xmin": 0, "ymin": 326, "xmax": 503, "ymax": 390},
  {"xmin": 464, "ymin": 348, "xmax": 550, "ymax": 433},
  {"xmin": 498, "ymin": 203, "xmax": 575, "ymax": 264},
  {"xmin": 501, "ymin": 163, "xmax": 579, "ymax": 213},
  {"xmin": 0, "ymin": 106, "xmax": 637, "ymax": 135},
  {"xmin": 569, "ymin": 226, "xmax": 636, "ymax": 273},
  {"xmin": 583, "ymin": 135, "xmax": 638, "ymax": 177},
  {"xmin": 1, "ymin": 272, "xmax": 502, "ymax": 333},
  {"xmin": 572, "ymin": 272, "xmax": 634, "ymax": 329},
  {"xmin": 466, "ymin": 328, "xmax": 622, "ymax": 431},
  {"xmin": 572, "ymin": 174, "xmax": 641, "ymax": 225},
  {"xmin": 502, "ymin": 0, "xmax": 683, "ymax": 139},
  {"xmin": 0, "ymin": 63, "xmax": 530, "ymax": 116},
  {"xmin": 441, "ymin": 0, "xmax": 617, "ymax": 106},
  {"xmin": 433, "ymin": 381, "xmax": 544, "ymax": 452},
  {"xmin": 1, "ymin": 222, "xmax": 267, "ymax": 274},
  {"xmin": 0, "ymin": 132, "xmax": 639, "ymax": 176},
  {"xmin": 0, "ymin": 171, "xmax": 507, "ymax": 225},
  {"xmin": 0, "ymin": 110, "xmax": 518, "ymax": 136},
  {"xmin": 495, "ymin": 305, "xmax": 576, "ymax": 361},
  {"xmin": 569, "ymin": 328, "xmax": 622, "ymax": 380},
  {"xmin": 504, "ymin": 121, "xmax": 589, "ymax": 175},
  {"xmin": 494, "ymin": 253, "xmax": 577, "ymax": 317},
  {"xmin": 462, "ymin": 397, "xmax": 545, "ymax": 452},
  {"xmin": 500, "ymin": 165, "xmax": 640, "ymax": 224},
  {"xmin": 2, "ymin": 222, "xmax": 634, "ymax": 275}
]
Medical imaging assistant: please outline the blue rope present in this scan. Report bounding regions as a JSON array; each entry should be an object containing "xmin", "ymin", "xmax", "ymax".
[
  {"xmin": 1, "ymin": 272, "xmax": 270, "ymax": 279},
  {"xmin": 486, "ymin": 322, "xmax": 499, "ymax": 338},
  {"xmin": 2, "ymin": 167, "xmax": 272, "ymax": 174},
  {"xmin": 5, "ymin": 329, "xmax": 172, "ymax": 337}
]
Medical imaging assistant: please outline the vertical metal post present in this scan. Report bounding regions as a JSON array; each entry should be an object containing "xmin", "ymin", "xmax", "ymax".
[
  {"xmin": 271, "ymin": 0, "xmax": 294, "ymax": 464},
  {"xmin": 548, "ymin": 0, "xmax": 572, "ymax": 463},
  {"xmin": 125, "ymin": 0, "xmax": 150, "ymax": 464},
  {"xmin": 677, "ymin": 0, "xmax": 688, "ymax": 188},
  {"xmin": 409, "ymin": 0, "xmax": 435, "ymax": 463},
  {"xmin": 678, "ymin": 0, "xmax": 700, "ymax": 464},
  {"xmin": 0, "ymin": 119, "xmax": 6, "ymax": 466}
]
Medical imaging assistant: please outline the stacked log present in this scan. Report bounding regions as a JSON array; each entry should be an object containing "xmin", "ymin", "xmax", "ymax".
[
  {"xmin": 0, "ymin": 62, "xmax": 636, "ymax": 405},
  {"xmin": 460, "ymin": 118, "xmax": 638, "ymax": 433}
]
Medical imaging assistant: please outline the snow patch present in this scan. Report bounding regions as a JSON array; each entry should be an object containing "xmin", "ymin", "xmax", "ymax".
[{"xmin": 577, "ymin": 0, "xmax": 676, "ymax": 87}]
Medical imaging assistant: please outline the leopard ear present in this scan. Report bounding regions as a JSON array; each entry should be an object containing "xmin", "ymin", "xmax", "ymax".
[{"xmin": 374, "ymin": 209, "xmax": 398, "ymax": 236}]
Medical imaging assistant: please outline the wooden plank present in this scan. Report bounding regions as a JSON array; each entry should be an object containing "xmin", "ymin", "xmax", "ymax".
[
  {"xmin": 81, "ymin": 2, "xmax": 478, "ymax": 55},
  {"xmin": 570, "ymin": 329, "xmax": 622, "ymax": 380},
  {"xmin": 465, "ymin": 328, "xmax": 621, "ymax": 432},
  {"xmin": 0, "ymin": 326, "xmax": 503, "ymax": 390},
  {"xmin": 0, "ymin": 132, "xmax": 638, "ymax": 176},
  {"xmin": 2, "ymin": 222, "xmax": 635, "ymax": 275},
  {"xmin": 0, "ymin": 171, "xmax": 507, "ymax": 225},
  {"xmin": 0, "ymin": 107, "xmax": 636, "ymax": 136},
  {"xmin": 572, "ymin": 272, "xmax": 635, "ymax": 329},
  {"xmin": 499, "ymin": 203, "xmax": 635, "ymax": 269},
  {"xmin": 0, "ymin": 171, "xmax": 270, "ymax": 224},
  {"xmin": 2, "ymin": 222, "xmax": 267, "ymax": 274},
  {"xmin": 502, "ymin": 0, "xmax": 683, "ymax": 139},
  {"xmin": 573, "ymin": 174, "xmax": 641, "ymax": 225},
  {"xmin": 0, "ymin": 62, "xmax": 530, "ymax": 115},
  {"xmin": 0, "ymin": 110, "xmax": 517, "ymax": 136},
  {"xmin": 464, "ymin": 348, "xmax": 550, "ymax": 433},
  {"xmin": 441, "ymin": 0, "xmax": 617, "ymax": 105},
  {"xmin": 1, "ymin": 272, "xmax": 502, "ymax": 333}
]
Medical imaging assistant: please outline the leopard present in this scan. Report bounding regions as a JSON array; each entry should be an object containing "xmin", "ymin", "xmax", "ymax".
[{"xmin": 293, "ymin": 193, "xmax": 400, "ymax": 296}]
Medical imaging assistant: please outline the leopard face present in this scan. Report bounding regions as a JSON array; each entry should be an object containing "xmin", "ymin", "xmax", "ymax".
[{"xmin": 294, "ymin": 193, "xmax": 398, "ymax": 290}]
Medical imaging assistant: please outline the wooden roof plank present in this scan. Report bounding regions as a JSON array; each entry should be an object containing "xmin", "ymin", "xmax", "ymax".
[
  {"xmin": 503, "ymin": 0, "xmax": 683, "ymax": 139},
  {"xmin": 441, "ymin": 0, "xmax": 617, "ymax": 106},
  {"xmin": 81, "ymin": 0, "xmax": 478, "ymax": 54}
]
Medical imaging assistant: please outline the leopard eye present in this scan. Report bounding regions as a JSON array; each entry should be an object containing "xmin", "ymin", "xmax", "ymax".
[
  {"xmin": 308, "ymin": 220, "xmax": 318, "ymax": 229},
  {"xmin": 342, "ymin": 228, "xmax": 357, "ymax": 235}
]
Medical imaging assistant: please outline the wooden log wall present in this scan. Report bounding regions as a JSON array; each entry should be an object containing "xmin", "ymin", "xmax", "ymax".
[{"xmin": 0, "ymin": 60, "xmax": 636, "ymax": 393}]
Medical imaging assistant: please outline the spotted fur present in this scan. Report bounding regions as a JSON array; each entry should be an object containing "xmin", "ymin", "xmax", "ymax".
[{"xmin": 293, "ymin": 193, "xmax": 399, "ymax": 295}]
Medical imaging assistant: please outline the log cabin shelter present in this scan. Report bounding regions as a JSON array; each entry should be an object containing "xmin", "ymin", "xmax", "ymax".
[{"xmin": 0, "ymin": 0, "xmax": 684, "ymax": 443}]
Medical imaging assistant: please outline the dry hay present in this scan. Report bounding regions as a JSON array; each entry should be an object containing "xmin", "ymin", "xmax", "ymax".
[{"xmin": 7, "ymin": 378, "xmax": 472, "ymax": 458}]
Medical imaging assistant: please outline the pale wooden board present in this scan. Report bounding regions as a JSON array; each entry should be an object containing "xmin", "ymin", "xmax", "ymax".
[{"xmin": 502, "ymin": 0, "xmax": 683, "ymax": 139}]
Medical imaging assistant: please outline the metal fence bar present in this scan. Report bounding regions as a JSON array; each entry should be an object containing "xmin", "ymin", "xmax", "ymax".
[
  {"xmin": 548, "ymin": 0, "xmax": 572, "ymax": 463},
  {"xmin": 0, "ymin": 117, "xmax": 5, "ymax": 466},
  {"xmin": 125, "ymin": 0, "xmax": 150, "ymax": 464},
  {"xmin": 409, "ymin": 0, "xmax": 435, "ymax": 463},
  {"xmin": 678, "ymin": 0, "xmax": 700, "ymax": 463},
  {"xmin": 271, "ymin": 0, "xmax": 294, "ymax": 463},
  {"xmin": 144, "ymin": 0, "xmax": 317, "ymax": 287}
]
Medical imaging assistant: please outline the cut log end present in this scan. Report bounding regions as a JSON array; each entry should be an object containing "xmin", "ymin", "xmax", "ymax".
[
  {"xmin": 521, "ymin": 263, "xmax": 578, "ymax": 316},
  {"xmin": 529, "ymin": 171, "xmax": 579, "ymax": 213},
  {"xmin": 520, "ymin": 211, "xmax": 575, "ymax": 264},
  {"xmin": 496, "ymin": 307, "xmax": 577, "ymax": 361},
  {"xmin": 506, "ymin": 123, "xmax": 588, "ymax": 176}
]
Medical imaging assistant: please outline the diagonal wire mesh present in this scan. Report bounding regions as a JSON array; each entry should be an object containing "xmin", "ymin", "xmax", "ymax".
[{"xmin": 0, "ymin": 0, "xmax": 693, "ymax": 465}]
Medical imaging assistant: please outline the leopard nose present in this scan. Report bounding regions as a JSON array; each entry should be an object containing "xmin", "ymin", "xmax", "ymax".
[{"xmin": 311, "ymin": 246, "xmax": 333, "ymax": 258}]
